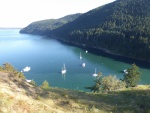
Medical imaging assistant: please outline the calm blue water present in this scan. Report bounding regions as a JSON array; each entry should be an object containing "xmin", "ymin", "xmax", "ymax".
[{"xmin": 0, "ymin": 29, "xmax": 150, "ymax": 91}]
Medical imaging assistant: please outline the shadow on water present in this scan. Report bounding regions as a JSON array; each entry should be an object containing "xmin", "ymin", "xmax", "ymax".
[
  {"xmin": 50, "ymin": 37, "xmax": 150, "ymax": 69},
  {"xmin": 85, "ymin": 47, "xmax": 150, "ymax": 69}
]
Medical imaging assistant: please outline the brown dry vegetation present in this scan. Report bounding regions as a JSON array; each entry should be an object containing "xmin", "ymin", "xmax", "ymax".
[{"xmin": 0, "ymin": 71, "xmax": 150, "ymax": 113}]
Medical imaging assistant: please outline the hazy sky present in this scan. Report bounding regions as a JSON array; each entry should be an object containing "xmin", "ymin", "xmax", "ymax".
[{"xmin": 0, "ymin": 0, "xmax": 115, "ymax": 28}]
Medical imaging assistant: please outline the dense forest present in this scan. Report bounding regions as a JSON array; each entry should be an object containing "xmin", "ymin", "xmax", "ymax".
[
  {"xmin": 20, "ymin": 0, "xmax": 150, "ymax": 62},
  {"xmin": 20, "ymin": 13, "xmax": 82, "ymax": 35}
]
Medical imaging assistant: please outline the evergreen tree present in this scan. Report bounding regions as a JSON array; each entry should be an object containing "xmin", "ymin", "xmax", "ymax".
[{"xmin": 123, "ymin": 64, "xmax": 141, "ymax": 87}]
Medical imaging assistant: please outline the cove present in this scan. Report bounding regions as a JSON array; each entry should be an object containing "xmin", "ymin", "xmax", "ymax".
[{"xmin": 0, "ymin": 28, "xmax": 150, "ymax": 91}]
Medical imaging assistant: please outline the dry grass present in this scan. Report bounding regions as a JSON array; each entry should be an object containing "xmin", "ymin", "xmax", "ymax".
[{"xmin": 0, "ymin": 71, "xmax": 150, "ymax": 113}]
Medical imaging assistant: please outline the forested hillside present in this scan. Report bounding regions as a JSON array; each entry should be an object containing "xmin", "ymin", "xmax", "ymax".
[
  {"xmin": 20, "ymin": 0, "xmax": 150, "ymax": 62},
  {"xmin": 20, "ymin": 13, "xmax": 82, "ymax": 35}
]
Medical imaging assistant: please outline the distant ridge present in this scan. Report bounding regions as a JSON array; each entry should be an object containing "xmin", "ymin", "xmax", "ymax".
[
  {"xmin": 20, "ymin": 13, "xmax": 82, "ymax": 35},
  {"xmin": 20, "ymin": 0, "xmax": 150, "ymax": 62}
]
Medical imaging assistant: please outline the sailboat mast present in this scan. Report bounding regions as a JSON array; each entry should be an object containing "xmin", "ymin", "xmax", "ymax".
[
  {"xmin": 80, "ymin": 52, "xmax": 82, "ymax": 59},
  {"xmin": 64, "ymin": 63, "xmax": 66, "ymax": 70}
]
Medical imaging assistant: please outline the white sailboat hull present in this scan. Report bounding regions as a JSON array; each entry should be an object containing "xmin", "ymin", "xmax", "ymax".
[
  {"xmin": 92, "ymin": 68, "xmax": 98, "ymax": 77},
  {"xmin": 82, "ymin": 63, "xmax": 85, "ymax": 67},
  {"xmin": 61, "ymin": 70, "xmax": 66, "ymax": 74},
  {"xmin": 61, "ymin": 64, "xmax": 66, "ymax": 74},
  {"xmin": 93, "ymin": 73, "xmax": 98, "ymax": 77}
]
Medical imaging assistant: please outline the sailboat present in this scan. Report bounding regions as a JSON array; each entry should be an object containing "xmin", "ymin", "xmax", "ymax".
[
  {"xmin": 82, "ymin": 62, "xmax": 85, "ymax": 67},
  {"xmin": 61, "ymin": 64, "xmax": 66, "ymax": 74},
  {"xmin": 93, "ymin": 68, "xmax": 98, "ymax": 77},
  {"xmin": 80, "ymin": 52, "xmax": 82, "ymax": 59}
]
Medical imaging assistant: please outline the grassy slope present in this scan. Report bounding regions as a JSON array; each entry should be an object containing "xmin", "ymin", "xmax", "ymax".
[{"xmin": 0, "ymin": 71, "xmax": 150, "ymax": 113}]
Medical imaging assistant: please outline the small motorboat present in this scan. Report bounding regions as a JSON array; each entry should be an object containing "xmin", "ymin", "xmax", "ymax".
[{"xmin": 21, "ymin": 66, "xmax": 31, "ymax": 72}]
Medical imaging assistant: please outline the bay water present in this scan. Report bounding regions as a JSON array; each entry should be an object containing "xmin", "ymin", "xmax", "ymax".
[{"xmin": 0, "ymin": 29, "xmax": 150, "ymax": 91}]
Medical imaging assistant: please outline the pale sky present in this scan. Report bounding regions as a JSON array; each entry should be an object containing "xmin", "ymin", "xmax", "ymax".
[{"xmin": 0, "ymin": 0, "xmax": 115, "ymax": 28}]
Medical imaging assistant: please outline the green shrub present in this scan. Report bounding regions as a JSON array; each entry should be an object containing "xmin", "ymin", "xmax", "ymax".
[
  {"xmin": 85, "ymin": 73, "xmax": 126, "ymax": 93},
  {"xmin": 101, "ymin": 75, "xmax": 126, "ymax": 92},
  {"xmin": 1, "ymin": 63, "xmax": 25, "ymax": 79},
  {"xmin": 30, "ymin": 80, "xmax": 37, "ymax": 86},
  {"xmin": 41, "ymin": 80, "xmax": 50, "ymax": 90}
]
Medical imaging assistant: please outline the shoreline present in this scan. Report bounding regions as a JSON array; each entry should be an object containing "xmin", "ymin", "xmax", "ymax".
[
  {"xmin": 51, "ymin": 36, "xmax": 150, "ymax": 64},
  {"xmin": 20, "ymin": 32, "xmax": 150, "ymax": 65}
]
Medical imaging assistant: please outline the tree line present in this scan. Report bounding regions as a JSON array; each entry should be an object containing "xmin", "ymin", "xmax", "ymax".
[{"xmin": 20, "ymin": 0, "xmax": 150, "ymax": 62}]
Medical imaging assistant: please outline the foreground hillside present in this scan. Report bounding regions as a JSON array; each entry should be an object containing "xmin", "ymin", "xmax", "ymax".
[
  {"xmin": 0, "ymin": 64, "xmax": 150, "ymax": 113},
  {"xmin": 20, "ymin": 0, "xmax": 150, "ymax": 62}
]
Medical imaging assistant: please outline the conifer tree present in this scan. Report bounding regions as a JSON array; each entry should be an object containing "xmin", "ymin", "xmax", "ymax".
[{"xmin": 123, "ymin": 64, "xmax": 141, "ymax": 87}]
